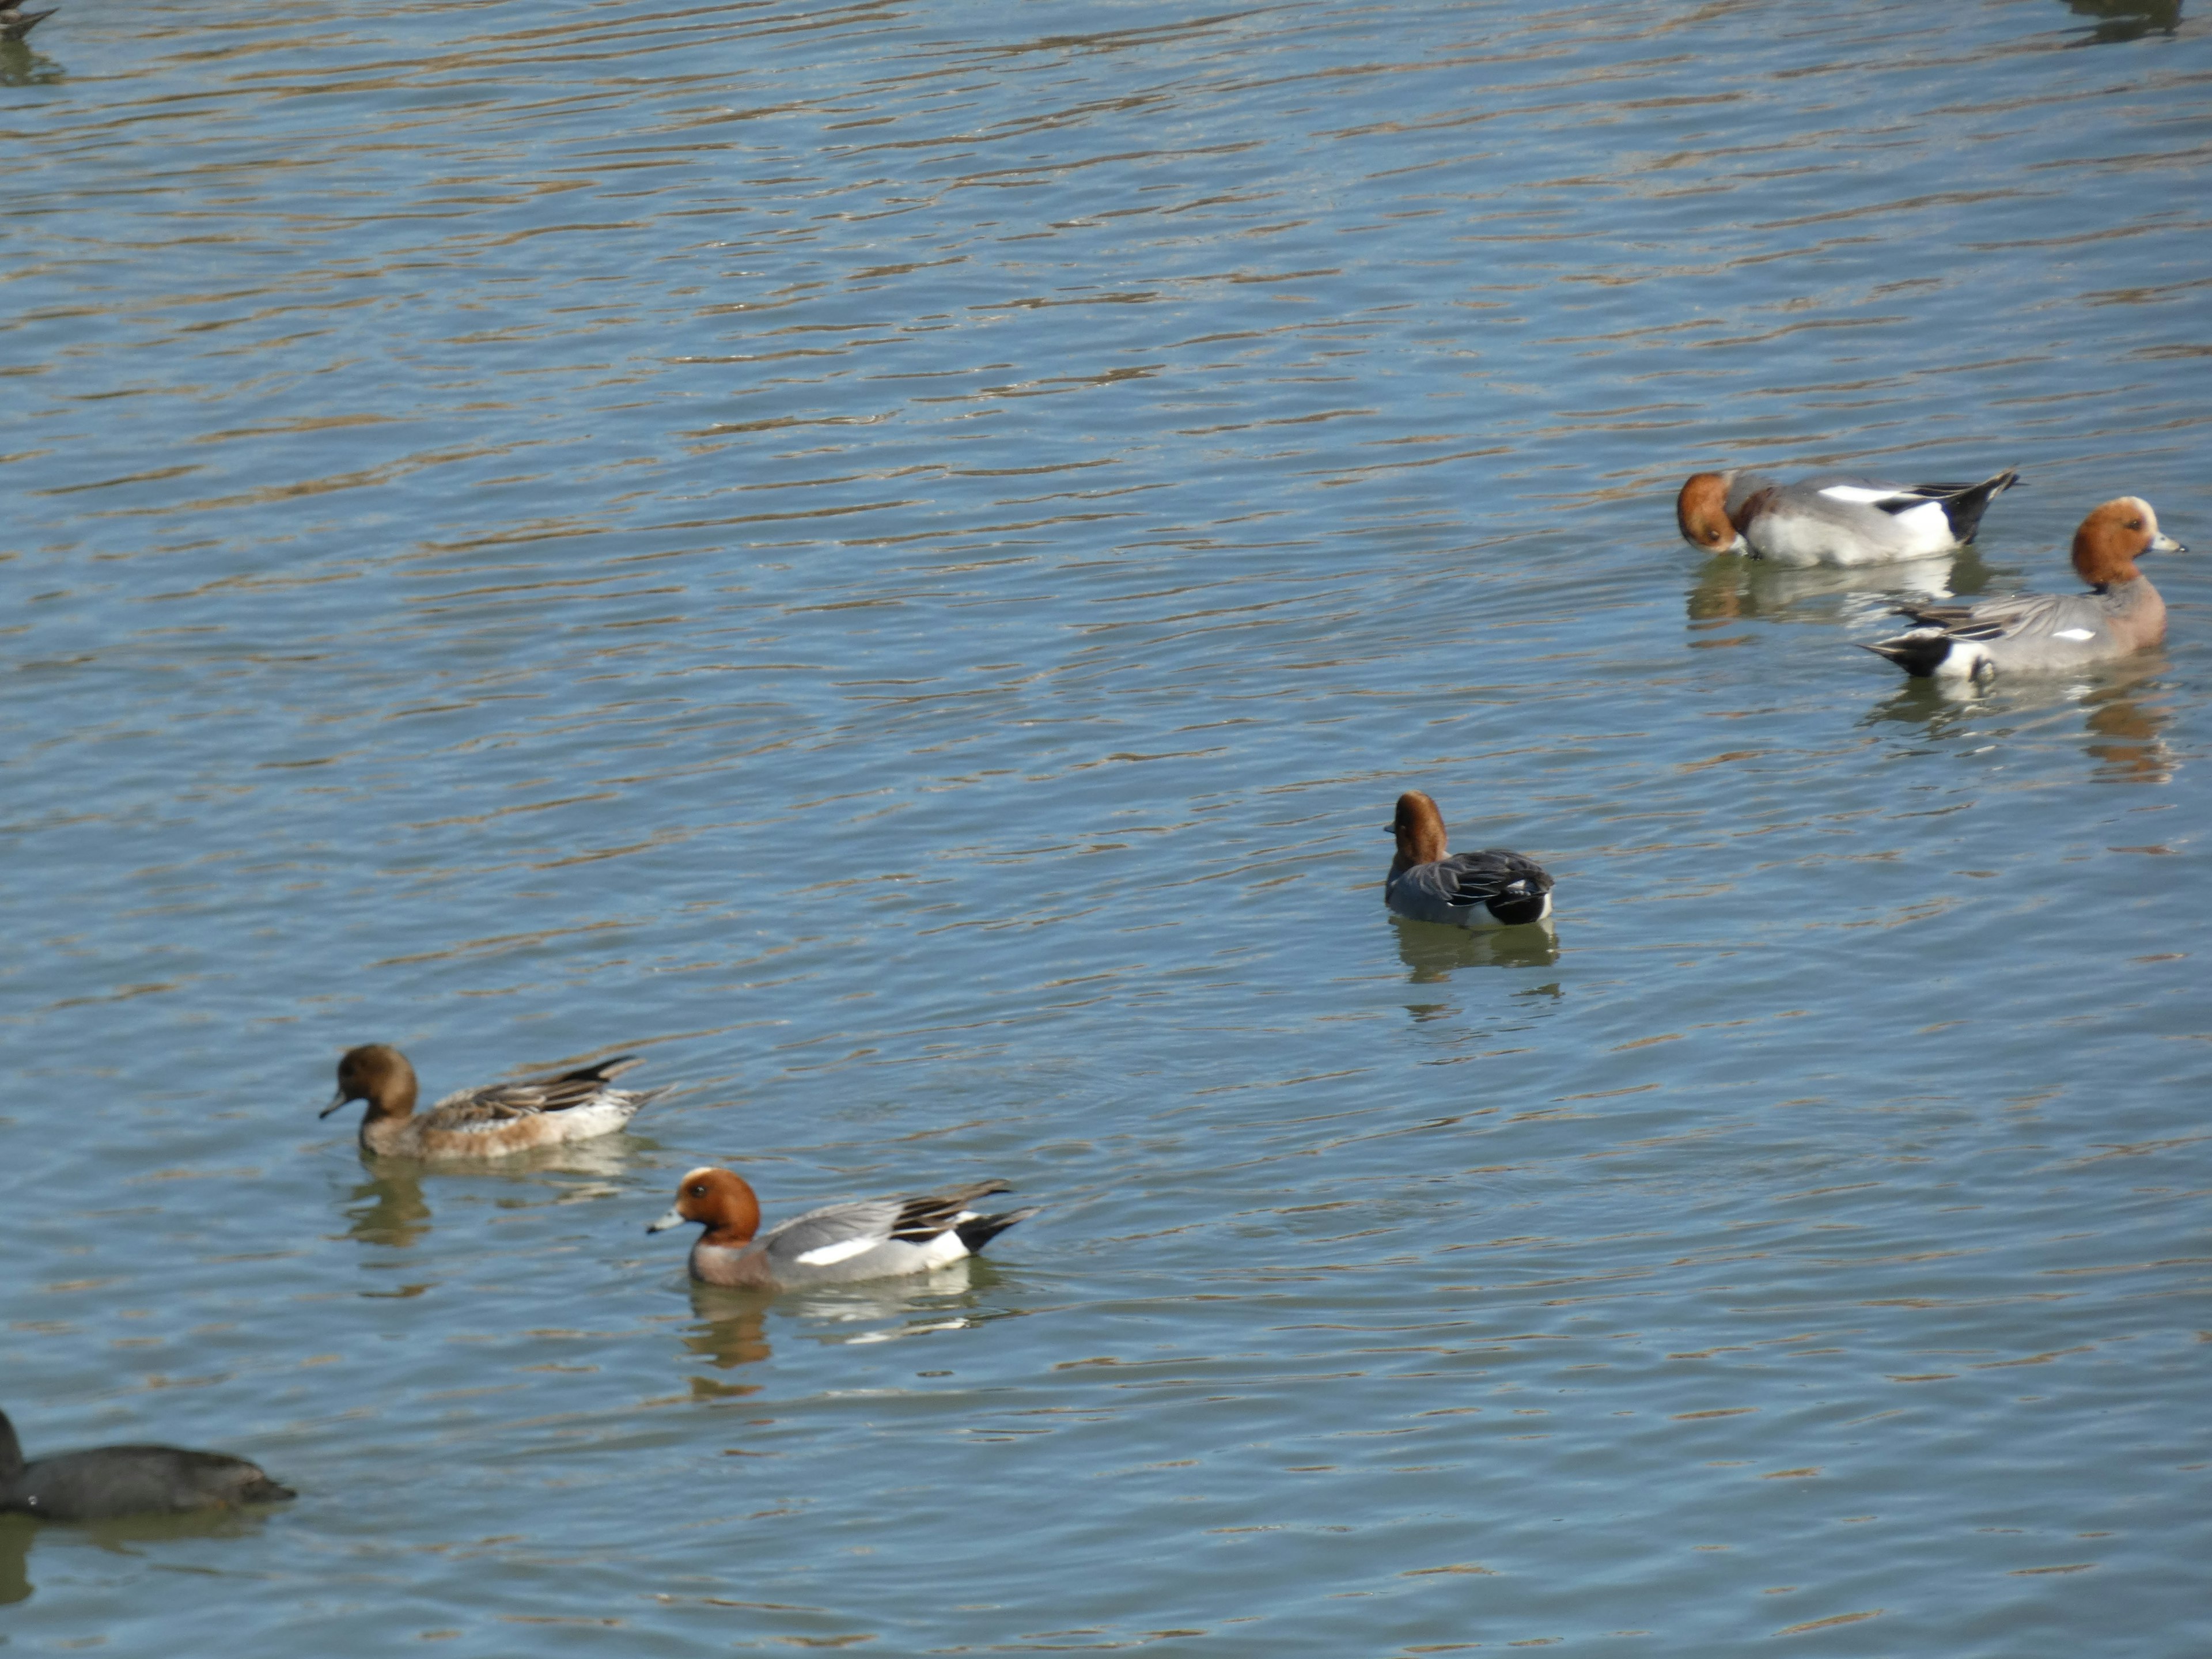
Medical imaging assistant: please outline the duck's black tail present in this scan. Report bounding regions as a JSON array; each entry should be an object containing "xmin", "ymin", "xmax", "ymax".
[
  {"xmin": 1910, "ymin": 468, "xmax": 2020, "ymax": 544},
  {"xmin": 1859, "ymin": 634, "xmax": 1952, "ymax": 678},
  {"xmin": 2, "ymin": 7, "xmax": 56, "ymax": 39},
  {"xmin": 956, "ymin": 1206, "xmax": 1041, "ymax": 1254}
]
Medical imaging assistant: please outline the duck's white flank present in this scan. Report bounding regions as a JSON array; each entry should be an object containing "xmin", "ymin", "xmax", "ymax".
[{"xmin": 793, "ymin": 1236, "xmax": 878, "ymax": 1267}]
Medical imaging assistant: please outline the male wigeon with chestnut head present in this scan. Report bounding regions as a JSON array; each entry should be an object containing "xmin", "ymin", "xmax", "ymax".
[
  {"xmin": 321, "ymin": 1044, "xmax": 666, "ymax": 1159},
  {"xmin": 1385, "ymin": 790, "xmax": 1554, "ymax": 929},
  {"xmin": 1861, "ymin": 497, "xmax": 2185, "ymax": 680},
  {"xmin": 647, "ymin": 1167, "xmax": 1039, "ymax": 1292},
  {"xmin": 1677, "ymin": 465, "xmax": 2019, "ymax": 566}
]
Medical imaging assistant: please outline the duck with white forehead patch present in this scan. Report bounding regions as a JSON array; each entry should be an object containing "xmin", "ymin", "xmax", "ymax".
[
  {"xmin": 321, "ymin": 1044, "xmax": 667, "ymax": 1159},
  {"xmin": 647, "ymin": 1167, "xmax": 1039, "ymax": 1292},
  {"xmin": 1677, "ymin": 465, "xmax": 2020, "ymax": 566},
  {"xmin": 1385, "ymin": 790, "xmax": 1555, "ymax": 930},
  {"xmin": 1861, "ymin": 497, "xmax": 2185, "ymax": 680}
]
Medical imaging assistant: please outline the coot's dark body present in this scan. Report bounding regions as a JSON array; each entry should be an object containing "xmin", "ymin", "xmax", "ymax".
[{"xmin": 0, "ymin": 1410, "xmax": 294, "ymax": 1522}]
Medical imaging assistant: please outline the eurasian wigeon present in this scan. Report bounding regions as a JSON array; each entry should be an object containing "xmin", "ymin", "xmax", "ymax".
[
  {"xmin": 1, "ymin": 1409, "xmax": 293, "ymax": 1523},
  {"xmin": 0, "ymin": 2, "xmax": 56, "ymax": 40},
  {"xmin": 647, "ymin": 1166, "xmax": 1039, "ymax": 1292},
  {"xmin": 1385, "ymin": 790, "xmax": 1554, "ymax": 929},
  {"xmin": 321, "ymin": 1044, "xmax": 666, "ymax": 1159},
  {"xmin": 1677, "ymin": 466, "xmax": 2019, "ymax": 566},
  {"xmin": 1861, "ymin": 497, "xmax": 2185, "ymax": 680}
]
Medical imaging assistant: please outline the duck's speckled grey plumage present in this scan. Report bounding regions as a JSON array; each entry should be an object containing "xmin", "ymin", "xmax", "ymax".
[
  {"xmin": 0, "ymin": 1410, "xmax": 293, "ymax": 1524},
  {"xmin": 649, "ymin": 1168, "xmax": 1039, "ymax": 1293},
  {"xmin": 1863, "ymin": 496, "xmax": 2183, "ymax": 679},
  {"xmin": 1679, "ymin": 467, "xmax": 2018, "ymax": 566},
  {"xmin": 1384, "ymin": 790, "xmax": 1554, "ymax": 930}
]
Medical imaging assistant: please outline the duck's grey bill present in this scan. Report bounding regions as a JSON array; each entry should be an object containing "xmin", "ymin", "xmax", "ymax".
[
  {"xmin": 646, "ymin": 1205, "xmax": 687, "ymax": 1234},
  {"xmin": 2152, "ymin": 533, "xmax": 2184, "ymax": 553},
  {"xmin": 319, "ymin": 1090, "xmax": 351, "ymax": 1119}
]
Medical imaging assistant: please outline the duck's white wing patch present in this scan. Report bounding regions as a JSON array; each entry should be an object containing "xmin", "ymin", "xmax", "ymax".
[
  {"xmin": 2054, "ymin": 628, "xmax": 2096, "ymax": 641},
  {"xmin": 794, "ymin": 1235, "xmax": 880, "ymax": 1267},
  {"xmin": 1819, "ymin": 484, "xmax": 1910, "ymax": 505}
]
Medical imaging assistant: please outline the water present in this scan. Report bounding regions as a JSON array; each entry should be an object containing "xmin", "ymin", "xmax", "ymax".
[{"xmin": 3, "ymin": 0, "xmax": 2209, "ymax": 1650}]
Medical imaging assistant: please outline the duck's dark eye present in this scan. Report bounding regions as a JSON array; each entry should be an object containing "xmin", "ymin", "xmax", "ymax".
[
  {"xmin": 2128, "ymin": 518, "xmax": 2143, "ymax": 529},
  {"xmin": 690, "ymin": 1184, "xmax": 707, "ymax": 1197}
]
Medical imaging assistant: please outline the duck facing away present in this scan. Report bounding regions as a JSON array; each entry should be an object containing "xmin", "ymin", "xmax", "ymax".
[
  {"xmin": 1862, "ymin": 497, "xmax": 2184, "ymax": 680},
  {"xmin": 1385, "ymin": 790, "xmax": 1554, "ymax": 929},
  {"xmin": 0, "ymin": 3, "xmax": 56, "ymax": 40},
  {"xmin": 0, "ymin": 1409, "xmax": 293, "ymax": 1523},
  {"xmin": 648, "ymin": 1166, "xmax": 1039, "ymax": 1292},
  {"xmin": 1677, "ymin": 466, "xmax": 2019, "ymax": 566},
  {"xmin": 322, "ymin": 1043, "xmax": 665, "ymax": 1158}
]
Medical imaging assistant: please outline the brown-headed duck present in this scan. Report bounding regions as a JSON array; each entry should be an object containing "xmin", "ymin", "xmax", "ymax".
[
  {"xmin": 1385, "ymin": 790, "xmax": 1554, "ymax": 929},
  {"xmin": 1678, "ymin": 466, "xmax": 2018, "ymax": 566},
  {"xmin": 647, "ymin": 1166, "xmax": 1037, "ymax": 1292},
  {"xmin": 321, "ymin": 1043, "xmax": 666, "ymax": 1159},
  {"xmin": 1862, "ymin": 497, "xmax": 2184, "ymax": 680}
]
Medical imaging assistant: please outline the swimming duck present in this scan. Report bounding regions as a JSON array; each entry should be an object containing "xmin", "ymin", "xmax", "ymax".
[
  {"xmin": 647, "ymin": 1166, "xmax": 1039, "ymax": 1291},
  {"xmin": 0, "ymin": 1409, "xmax": 293, "ymax": 1523},
  {"xmin": 0, "ymin": 3, "xmax": 56, "ymax": 40},
  {"xmin": 1677, "ymin": 466, "xmax": 2019, "ymax": 566},
  {"xmin": 1861, "ymin": 497, "xmax": 2184, "ymax": 680},
  {"xmin": 1385, "ymin": 790, "xmax": 1554, "ymax": 929},
  {"xmin": 321, "ymin": 1043, "xmax": 665, "ymax": 1158}
]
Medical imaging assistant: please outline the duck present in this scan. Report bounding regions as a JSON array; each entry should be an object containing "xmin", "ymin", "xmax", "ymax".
[
  {"xmin": 1677, "ymin": 466, "xmax": 2019, "ymax": 566},
  {"xmin": 647, "ymin": 1166, "xmax": 1039, "ymax": 1292},
  {"xmin": 1385, "ymin": 790, "xmax": 1554, "ymax": 929},
  {"xmin": 1861, "ymin": 497, "xmax": 2184, "ymax": 680},
  {"xmin": 0, "ymin": 3, "xmax": 56, "ymax": 40},
  {"xmin": 0, "ymin": 1409, "xmax": 293, "ymax": 1523},
  {"xmin": 321, "ymin": 1043, "xmax": 666, "ymax": 1158}
]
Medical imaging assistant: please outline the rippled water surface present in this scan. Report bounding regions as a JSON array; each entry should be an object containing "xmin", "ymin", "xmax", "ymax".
[{"xmin": 5, "ymin": 0, "xmax": 2210, "ymax": 1650}]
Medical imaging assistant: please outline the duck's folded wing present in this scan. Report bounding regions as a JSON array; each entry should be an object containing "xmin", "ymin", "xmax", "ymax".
[
  {"xmin": 1895, "ymin": 590, "xmax": 2103, "ymax": 642},
  {"xmin": 761, "ymin": 1198, "xmax": 908, "ymax": 1267},
  {"xmin": 888, "ymin": 1180, "xmax": 1014, "ymax": 1242},
  {"xmin": 425, "ymin": 1058, "xmax": 641, "ymax": 1126},
  {"xmin": 1438, "ymin": 851, "xmax": 1554, "ymax": 908}
]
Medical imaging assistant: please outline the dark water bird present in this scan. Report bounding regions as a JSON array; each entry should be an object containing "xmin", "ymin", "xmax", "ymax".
[
  {"xmin": 649, "ymin": 1166, "xmax": 1039, "ymax": 1291},
  {"xmin": 0, "ymin": 3, "xmax": 56, "ymax": 41},
  {"xmin": 323, "ymin": 1043, "xmax": 667, "ymax": 1158},
  {"xmin": 1861, "ymin": 497, "xmax": 2184, "ymax": 680},
  {"xmin": 0, "ymin": 1410, "xmax": 293, "ymax": 1523},
  {"xmin": 1384, "ymin": 790, "xmax": 1555, "ymax": 929},
  {"xmin": 1677, "ymin": 466, "xmax": 2020, "ymax": 566}
]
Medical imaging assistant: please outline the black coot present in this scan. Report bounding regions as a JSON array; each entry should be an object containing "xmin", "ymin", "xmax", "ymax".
[{"xmin": 0, "ymin": 1409, "xmax": 294, "ymax": 1522}]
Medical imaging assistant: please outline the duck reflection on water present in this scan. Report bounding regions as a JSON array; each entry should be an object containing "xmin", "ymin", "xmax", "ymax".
[
  {"xmin": 676, "ymin": 1267, "xmax": 1002, "ymax": 1397},
  {"xmin": 0, "ymin": 1503, "xmax": 289, "ymax": 1607},
  {"xmin": 2063, "ymin": 0, "xmax": 2181, "ymax": 45},
  {"xmin": 1685, "ymin": 552, "xmax": 1968, "ymax": 631},
  {"xmin": 339, "ymin": 1133, "xmax": 641, "ymax": 1250},
  {"xmin": 1393, "ymin": 914, "xmax": 1559, "ymax": 982},
  {"xmin": 1392, "ymin": 915, "xmax": 1561, "ymax": 1025},
  {"xmin": 1861, "ymin": 661, "xmax": 2175, "ymax": 784}
]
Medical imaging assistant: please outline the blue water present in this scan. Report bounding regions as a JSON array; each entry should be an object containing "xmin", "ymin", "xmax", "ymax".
[{"xmin": 3, "ymin": 0, "xmax": 2209, "ymax": 1652}]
